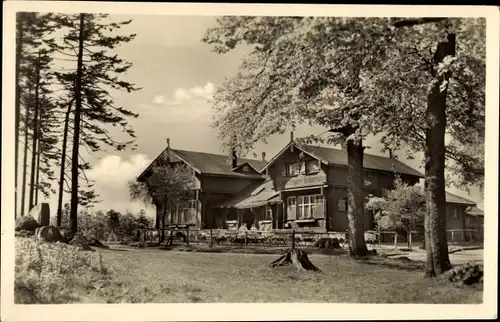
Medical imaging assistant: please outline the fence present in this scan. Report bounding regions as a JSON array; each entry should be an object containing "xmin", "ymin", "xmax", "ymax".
[
  {"xmin": 446, "ymin": 229, "xmax": 483, "ymax": 244},
  {"xmin": 136, "ymin": 227, "xmax": 409, "ymax": 249}
]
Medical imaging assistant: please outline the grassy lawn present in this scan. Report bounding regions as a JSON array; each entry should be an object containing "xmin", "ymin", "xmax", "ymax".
[{"xmin": 92, "ymin": 247, "xmax": 482, "ymax": 303}]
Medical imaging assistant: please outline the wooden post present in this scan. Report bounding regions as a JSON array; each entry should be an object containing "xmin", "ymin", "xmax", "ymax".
[
  {"xmin": 394, "ymin": 232, "xmax": 398, "ymax": 249},
  {"xmin": 408, "ymin": 231, "xmax": 412, "ymax": 250},
  {"xmin": 210, "ymin": 229, "xmax": 213, "ymax": 247},
  {"xmin": 186, "ymin": 225, "xmax": 190, "ymax": 245},
  {"xmin": 291, "ymin": 228, "xmax": 296, "ymax": 249},
  {"xmin": 451, "ymin": 230, "xmax": 455, "ymax": 245},
  {"xmin": 245, "ymin": 230, "xmax": 248, "ymax": 245}
]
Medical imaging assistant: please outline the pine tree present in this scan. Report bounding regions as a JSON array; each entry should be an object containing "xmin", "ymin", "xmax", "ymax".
[
  {"xmin": 51, "ymin": 13, "xmax": 140, "ymax": 233},
  {"xmin": 16, "ymin": 12, "xmax": 57, "ymax": 215}
]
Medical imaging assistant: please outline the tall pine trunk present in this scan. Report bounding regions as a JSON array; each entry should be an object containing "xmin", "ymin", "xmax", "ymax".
[
  {"xmin": 34, "ymin": 97, "xmax": 42, "ymax": 206},
  {"xmin": 57, "ymin": 102, "xmax": 72, "ymax": 226},
  {"xmin": 15, "ymin": 13, "xmax": 24, "ymax": 219},
  {"xmin": 69, "ymin": 13, "xmax": 85, "ymax": 234},
  {"xmin": 424, "ymin": 33, "xmax": 455, "ymax": 277},
  {"xmin": 20, "ymin": 85, "xmax": 31, "ymax": 217},
  {"xmin": 34, "ymin": 137, "xmax": 41, "ymax": 205},
  {"xmin": 346, "ymin": 138, "xmax": 369, "ymax": 257},
  {"xmin": 28, "ymin": 53, "xmax": 41, "ymax": 211}
]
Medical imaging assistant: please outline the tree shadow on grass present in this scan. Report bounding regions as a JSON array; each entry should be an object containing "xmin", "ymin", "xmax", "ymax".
[
  {"xmin": 100, "ymin": 247, "xmax": 129, "ymax": 252},
  {"xmin": 358, "ymin": 257, "xmax": 424, "ymax": 272}
]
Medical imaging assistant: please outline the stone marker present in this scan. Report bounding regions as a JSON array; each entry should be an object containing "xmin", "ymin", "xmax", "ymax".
[{"xmin": 27, "ymin": 203, "xmax": 50, "ymax": 226}]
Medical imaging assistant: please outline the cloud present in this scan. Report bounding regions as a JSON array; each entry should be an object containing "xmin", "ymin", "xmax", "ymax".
[
  {"xmin": 173, "ymin": 88, "xmax": 192, "ymax": 101},
  {"xmin": 85, "ymin": 154, "xmax": 156, "ymax": 216},
  {"xmin": 188, "ymin": 82, "xmax": 214, "ymax": 101},
  {"xmin": 139, "ymin": 82, "xmax": 216, "ymax": 123},
  {"xmin": 153, "ymin": 82, "xmax": 215, "ymax": 106},
  {"xmin": 152, "ymin": 95, "xmax": 166, "ymax": 105}
]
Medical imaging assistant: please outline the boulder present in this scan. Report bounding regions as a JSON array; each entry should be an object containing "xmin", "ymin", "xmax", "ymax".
[
  {"xmin": 87, "ymin": 236, "xmax": 109, "ymax": 248},
  {"xmin": 58, "ymin": 227, "xmax": 74, "ymax": 243},
  {"xmin": 36, "ymin": 225, "xmax": 63, "ymax": 243},
  {"xmin": 69, "ymin": 233, "xmax": 94, "ymax": 251},
  {"xmin": 15, "ymin": 215, "xmax": 39, "ymax": 231},
  {"xmin": 27, "ymin": 203, "xmax": 50, "ymax": 226}
]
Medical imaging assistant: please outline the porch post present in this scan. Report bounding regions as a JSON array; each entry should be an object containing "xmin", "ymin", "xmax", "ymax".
[{"xmin": 321, "ymin": 185, "xmax": 328, "ymax": 232}]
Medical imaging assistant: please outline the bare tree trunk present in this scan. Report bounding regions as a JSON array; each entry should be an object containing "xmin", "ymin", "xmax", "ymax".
[
  {"xmin": 346, "ymin": 139, "xmax": 369, "ymax": 257},
  {"xmin": 424, "ymin": 33, "xmax": 455, "ymax": 277},
  {"xmin": 28, "ymin": 53, "xmax": 41, "ymax": 211},
  {"xmin": 20, "ymin": 85, "xmax": 31, "ymax": 217},
  {"xmin": 34, "ymin": 137, "xmax": 41, "ymax": 205},
  {"xmin": 15, "ymin": 13, "xmax": 25, "ymax": 219},
  {"xmin": 69, "ymin": 14, "xmax": 85, "ymax": 234},
  {"xmin": 57, "ymin": 101, "xmax": 72, "ymax": 226}
]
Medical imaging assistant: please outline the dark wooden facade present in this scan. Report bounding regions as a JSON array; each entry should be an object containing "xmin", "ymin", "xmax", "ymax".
[{"xmin": 137, "ymin": 141, "xmax": 480, "ymax": 234}]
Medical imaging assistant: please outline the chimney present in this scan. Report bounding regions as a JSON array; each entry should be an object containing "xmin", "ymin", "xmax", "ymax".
[
  {"xmin": 290, "ymin": 131, "xmax": 294, "ymax": 142},
  {"xmin": 261, "ymin": 152, "xmax": 266, "ymax": 162},
  {"xmin": 388, "ymin": 149, "xmax": 393, "ymax": 159},
  {"xmin": 165, "ymin": 137, "xmax": 171, "ymax": 162},
  {"xmin": 231, "ymin": 148, "xmax": 237, "ymax": 168}
]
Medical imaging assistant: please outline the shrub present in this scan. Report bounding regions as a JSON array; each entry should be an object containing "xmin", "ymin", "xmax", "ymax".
[
  {"xmin": 447, "ymin": 262, "xmax": 483, "ymax": 285},
  {"xmin": 15, "ymin": 237, "xmax": 114, "ymax": 303},
  {"xmin": 54, "ymin": 207, "xmax": 154, "ymax": 242}
]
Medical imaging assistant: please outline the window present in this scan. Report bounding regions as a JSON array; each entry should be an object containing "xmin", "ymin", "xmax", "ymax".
[
  {"xmin": 338, "ymin": 198, "xmax": 348, "ymax": 212},
  {"xmin": 285, "ymin": 162, "xmax": 300, "ymax": 176},
  {"xmin": 265, "ymin": 206, "xmax": 273, "ymax": 220},
  {"xmin": 242, "ymin": 165, "xmax": 250, "ymax": 172},
  {"xmin": 172, "ymin": 200, "xmax": 197, "ymax": 224},
  {"xmin": 451, "ymin": 208, "xmax": 459, "ymax": 219},
  {"xmin": 287, "ymin": 194, "xmax": 324, "ymax": 219},
  {"xmin": 286, "ymin": 197, "xmax": 297, "ymax": 220},
  {"xmin": 305, "ymin": 159, "xmax": 320, "ymax": 174}
]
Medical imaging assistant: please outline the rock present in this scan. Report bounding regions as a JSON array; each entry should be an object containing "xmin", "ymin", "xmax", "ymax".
[
  {"xmin": 15, "ymin": 216, "xmax": 40, "ymax": 231},
  {"xmin": 68, "ymin": 232, "xmax": 108, "ymax": 250},
  {"xmin": 69, "ymin": 233, "xmax": 94, "ymax": 251},
  {"xmin": 87, "ymin": 236, "xmax": 109, "ymax": 248},
  {"xmin": 58, "ymin": 227, "xmax": 74, "ymax": 243},
  {"xmin": 36, "ymin": 225, "xmax": 63, "ymax": 243},
  {"xmin": 27, "ymin": 203, "xmax": 50, "ymax": 226}
]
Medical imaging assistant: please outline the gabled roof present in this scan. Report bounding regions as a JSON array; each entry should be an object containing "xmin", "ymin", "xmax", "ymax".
[
  {"xmin": 214, "ymin": 178, "xmax": 280, "ymax": 209},
  {"xmin": 137, "ymin": 147, "xmax": 267, "ymax": 181},
  {"xmin": 445, "ymin": 191, "xmax": 477, "ymax": 206},
  {"xmin": 260, "ymin": 142, "xmax": 424, "ymax": 178},
  {"xmin": 232, "ymin": 162, "xmax": 260, "ymax": 174}
]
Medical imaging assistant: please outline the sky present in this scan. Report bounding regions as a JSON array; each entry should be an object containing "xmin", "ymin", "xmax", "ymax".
[{"xmin": 31, "ymin": 14, "xmax": 483, "ymax": 218}]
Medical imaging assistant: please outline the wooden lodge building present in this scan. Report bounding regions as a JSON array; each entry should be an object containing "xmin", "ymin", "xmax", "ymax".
[{"xmin": 137, "ymin": 137, "xmax": 483, "ymax": 236}]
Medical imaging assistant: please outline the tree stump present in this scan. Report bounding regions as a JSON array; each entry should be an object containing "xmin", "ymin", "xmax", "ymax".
[{"xmin": 269, "ymin": 248, "xmax": 321, "ymax": 272}]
